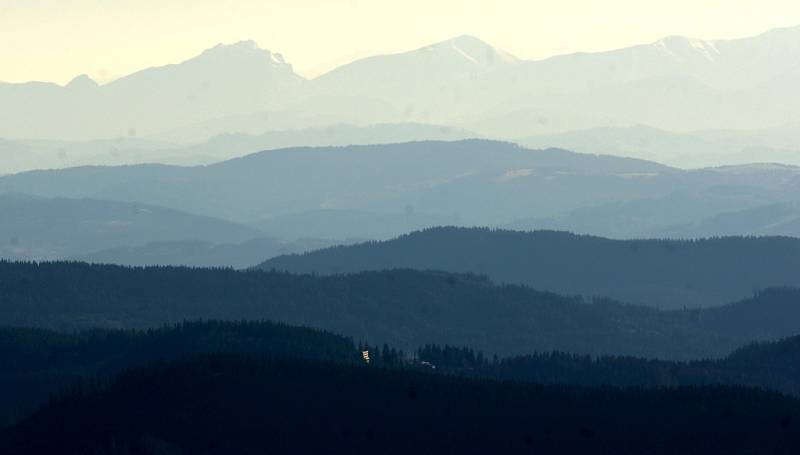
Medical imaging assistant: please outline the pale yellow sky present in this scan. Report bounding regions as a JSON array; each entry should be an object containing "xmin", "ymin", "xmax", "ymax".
[{"xmin": 2, "ymin": 0, "xmax": 800, "ymax": 85}]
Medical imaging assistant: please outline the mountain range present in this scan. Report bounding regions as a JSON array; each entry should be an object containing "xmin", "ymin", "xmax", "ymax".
[
  {"xmin": 3, "ymin": 26, "xmax": 800, "ymax": 169},
  {"xmin": 5, "ymin": 20, "xmax": 800, "ymax": 453}
]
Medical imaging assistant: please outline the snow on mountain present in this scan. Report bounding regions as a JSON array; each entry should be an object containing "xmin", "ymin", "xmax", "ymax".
[
  {"xmin": 421, "ymin": 35, "xmax": 520, "ymax": 67},
  {"xmin": 306, "ymin": 35, "xmax": 522, "ymax": 124},
  {"xmin": 3, "ymin": 26, "xmax": 800, "ymax": 147},
  {"xmin": 190, "ymin": 40, "xmax": 296, "ymax": 72},
  {"xmin": 0, "ymin": 40, "xmax": 306, "ymax": 141},
  {"xmin": 653, "ymin": 36, "xmax": 722, "ymax": 63}
]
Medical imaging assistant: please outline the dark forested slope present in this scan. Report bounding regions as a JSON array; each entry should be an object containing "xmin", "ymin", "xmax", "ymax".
[
  {"xmin": 418, "ymin": 332, "xmax": 800, "ymax": 396},
  {"xmin": 260, "ymin": 227, "xmax": 800, "ymax": 309},
  {"xmin": 3, "ymin": 354, "xmax": 799, "ymax": 455},
  {"xmin": 1, "ymin": 261, "xmax": 799, "ymax": 360},
  {"xmin": 0, "ymin": 321, "xmax": 358, "ymax": 428},
  {"xmin": 0, "ymin": 321, "xmax": 800, "ymax": 427},
  {"xmin": 5, "ymin": 319, "xmax": 800, "ymax": 432}
]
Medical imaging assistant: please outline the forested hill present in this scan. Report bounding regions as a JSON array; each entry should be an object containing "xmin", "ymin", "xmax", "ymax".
[
  {"xmin": 5, "ymin": 321, "xmax": 800, "ymax": 431},
  {"xmin": 4, "ymin": 354, "xmax": 799, "ymax": 454},
  {"xmin": 259, "ymin": 227, "xmax": 800, "ymax": 309},
  {"xmin": 0, "ymin": 320, "xmax": 360, "ymax": 428},
  {"xmin": 418, "ymin": 333, "xmax": 800, "ymax": 397},
  {"xmin": 2, "ymin": 260, "xmax": 800, "ymax": 360}
]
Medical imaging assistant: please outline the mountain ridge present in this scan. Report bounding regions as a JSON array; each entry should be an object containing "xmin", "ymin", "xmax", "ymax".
[
  {"xmin": 4, "ymin": 25, "xmax": 800, "ymax": 143},
  {"xmin": 9, "ymin": 25, "xmax": 800, "ymax": 88}
]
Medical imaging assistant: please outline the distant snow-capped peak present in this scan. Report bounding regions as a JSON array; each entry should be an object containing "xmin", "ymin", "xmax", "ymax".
[
  {"xmin": 197, "ymin": 40, "xmax": 292, "ymax": 69},
  {"xmin": 424, "ymin": 35, "xmax": 520, "ymax": 66},
  {"xmin": 653, "ymin": 36, "xmax": 722, "ymax": 62}
]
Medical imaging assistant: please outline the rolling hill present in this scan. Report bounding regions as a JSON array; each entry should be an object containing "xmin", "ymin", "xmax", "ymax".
[
  {"xmin": 6, "ymin": 319, "xmax": 800, "ymax": 431},
  {"xmin": 0, "ymin": 193, "xmax": 263, "ymax": 261},
  {"xmin": 259, "ymin": 227, "xmax": 800, "ymax": 309},
  {"xmin": 0, "ymin": 320, "xmax": 359, "ymax": 428},
  {"xmin": 2, "ymin": 260, "xmax": 800, "ymax": 359},
  {"xmin": 4, "ymin": 140, "xmax": 799, "ymax": 241},
  {"xmin": 0, "ymin": 140, "xmax": 678, "ymax": 228},
  {"xmin": 504, "ymin": 190, "xmax": 800, "ymax": 240},
  {"xmin": 423, "ymin": 333, "xmax": 800, "ymax": 397},
  {"xmin": 657, "ymin": 202, "xmax": 800, "ymax": 238}
]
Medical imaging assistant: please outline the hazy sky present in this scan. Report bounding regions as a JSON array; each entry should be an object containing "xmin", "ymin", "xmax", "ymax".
[{"xmin": 3, "ymin": 0, "xmax": 800, "ymax": 85}]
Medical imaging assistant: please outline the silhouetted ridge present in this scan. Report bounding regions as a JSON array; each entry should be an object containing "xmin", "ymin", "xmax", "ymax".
[
  {"xmin": 3, "ymin": 354, "xmax": 799, "ymax": 454},
  {"xmin": 0, "ymin": 320, "xmax": 359, "ymax": 428},
  {"xmin": 5, "ymin": 318, "xmax": 800, "ymax": 431},
  {"xmin": 259, "ymin": 227, "xmax": 800, "ymax": 309},
  {"xmin": 417, "ymin": 331, "xmax": 800, "ymax": 397},
  {"xmin": 2, "ymin": 260, "xmax": 800, "ymax": 361}
]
